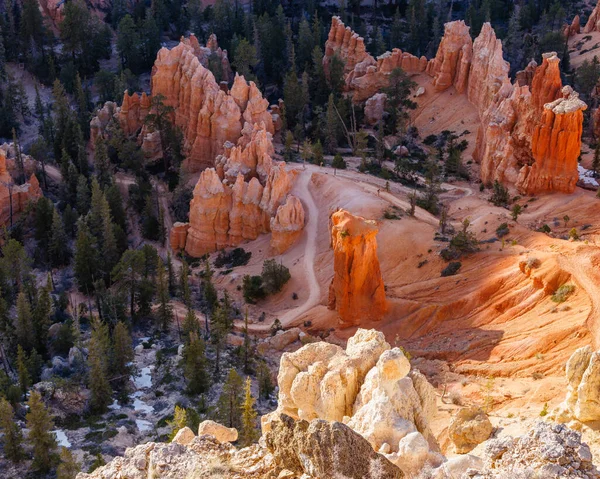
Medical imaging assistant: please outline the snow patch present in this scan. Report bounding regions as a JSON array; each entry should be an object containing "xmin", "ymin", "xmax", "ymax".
[
  {"xmin": 53, "ymin": 430, "xmax": 71, "ymax": 448},
  {"xmin": 135, "ymin": 419, "xmax": 153, "ymax": 432},
  {"xmin": 578, "ymin": 164, "xmax": 599, "ymax": 187}
]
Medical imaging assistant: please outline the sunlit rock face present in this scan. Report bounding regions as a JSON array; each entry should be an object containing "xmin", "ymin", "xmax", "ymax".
[
  {"xmin": 325, "ymin": 17, "xmax": 586, "ymax": 195},
  {"xmin": 262, "ymin": 329, "xmax": 441, "ymax": 475},
  {"xmin": 90, "ymin": 35, "xmax": 278, "ymax": 172},
  {"xmin": 585, "ymin": 0, "xmax": 600, "ymax": 33},
  {"xmin": 0, "ymin": 148, "xmax": 42, "ymax": 228},
  {"xmin": 181, "ymin": 123, "xmax": 304, "ymax": 257},
  {"xmin": 327, "ymin": 210, "xmax": 387, "ymax": 326}
]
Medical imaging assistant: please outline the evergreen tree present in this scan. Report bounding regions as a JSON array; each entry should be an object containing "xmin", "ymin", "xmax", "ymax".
[
  {"xmin": 26, "ymin": 391, "xmax": 58, "ymax": 473},
  {"xmin": 216, "ymin": 368, "xmax": 243, "ymax": 429},
  {"xmin": 112, "ymin": 249, "xmax": 144, "ymax": 320},
  {"xmin": 325, "ymin": 94, "xmax": 338, "ymax": 154},
  {"xmin": 257, "ymin": 360, "xmax": 274, "ymax": 399},
  {"xmin": 156, "ymin": 257, "xmax": 172, "ymax": 331},
  {"xmin": 232, "ymin": 38, "xmax": 258, "ymax": 81},
  {"xmin": 167, "ymin": 405, "xmax": 187, "ymax": 440},
  {"xmin": 74, "ymin": 220, "xmax": 98, "ymax": 293},
  {"xmin": 297, "ymin": 17, "xmax": 314, "ymax": 70},
  {"xmin": 112, "ymin": 321, "xmax": 133, "ymax": 384},
  {"xmin": 183, "ymin": 331, "xmax": 209, "ymax": 395},
  {"xmin": 49, "ymin": 209, "xmax": 71, "ymax": 267},
  {"xmin": 167, "ymin": 251, "xmax": 176, "ymax": 296},
  {"xmin": 0, "ymin": 397, "xmax": 23, "ymax": 462},
  {"xmin": 88, "ymin": 317, "xmax": 112, "ymax": 413},
  {"xmin": 239, "ymin": 377, "xmax": 259, "ymax": 446},
  {"xmin": 57, "ymin": 446, "xmax": 80, "ymax": 479},
  {"xmin": 93, "ymin": 135, "xmax": 112, "ymax": 188},
  {"xmin": 32, "ymin": 283, "xmax": 52, "ymax": 352},
  {"xmin": 17, "ymin": 345, "xmax": 31, "ymax": 396},
  {"xmin": 210, "ymin": 300, "xmax": 231, "ymax": 375},
  {"xmin": 179, "ymin": 259, "xmax": 191, "ymax": 307},
  {"xmin": 15, "ymin": 292, "xmax": 34, "ymax": 352}
]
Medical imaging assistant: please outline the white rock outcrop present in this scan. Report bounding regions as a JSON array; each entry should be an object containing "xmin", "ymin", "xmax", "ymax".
[
  {"xmin": 554, "ymin": 346, "xmax": 600, "ymax": 423},
  {"xmin": 262, "ymin": 328, "xmax": 440, "ymax": 474},
  {"xmin": 198, "ymin": 420, "xmax": 239, "ymax": 443}
]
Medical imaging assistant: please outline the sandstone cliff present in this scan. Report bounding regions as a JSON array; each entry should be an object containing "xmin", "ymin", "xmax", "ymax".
[
  {"xmin": 90, "ymin": 35, "xmax": 279, "ymax": 173},
  {"xmin": 324, "ymin": 16, "xmax": 428, "ymax": 102},
  {"xmin": 262, "ymin": 329, "xmax": 440, "ymax": 475},
  {"xmin": 585, "ymin": 0, "xmax": 600, "ymax": 33},
  {"xmin": 327, "ymin": 210, "xmax": 387, "ymax": 325},
  {"xmin": 324, "ymin": 18, "xmax": 586, "ymax": 195},
  {"xmin": 0, "ymin": 148, "xmax": 42, "ymax": 227},
  {"xmin": 170, "ymin": 123, "xmax": 304, "ymax": 257}
]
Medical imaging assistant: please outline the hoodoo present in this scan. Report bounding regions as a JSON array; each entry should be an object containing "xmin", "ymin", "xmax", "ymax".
[
  {"xmin": 172, "ymin": 123, "xmax": 304, "ymax": 257},
  {"xmin": 327, "ymin": 210, "xmax": 387, "ymax": 325}
]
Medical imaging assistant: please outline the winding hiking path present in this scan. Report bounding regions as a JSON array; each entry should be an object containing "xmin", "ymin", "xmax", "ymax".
[{"xmin": 279, "ymin": 170, "xmax": 321, "ymax": 327}]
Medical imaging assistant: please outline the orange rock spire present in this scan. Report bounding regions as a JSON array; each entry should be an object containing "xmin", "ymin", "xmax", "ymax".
[{"xmin": 328, "ymin": 210, "xmax": 387, "ymax": 326}]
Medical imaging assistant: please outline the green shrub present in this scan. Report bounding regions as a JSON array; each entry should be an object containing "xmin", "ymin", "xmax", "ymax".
[
  {"xmin": 332, "ymin": 153, "xmax": 347, "ymax": 169},
  {"xmin": 214, "ymin": 248, "xmax": 252, "ymax": 268},
  {"xmin": 496, "ymin": 223, "xmax": 510, "ymax": 238},
  {"xmin": 441, "ymin": 262, "xmax": 462, "ymax": 277},
  {"xmin": 242, "ymin": 275, "xmax": 266, "ymax": 304},
  {"xmin": 262, "ymin": 259, "xmax": 291, "ymax": 294},
  {"xmin": 490, "ymin": 180, "xmax": 510, "ymax": 207},
  {"xmin": 551, "ymin": 284, "xmax": 575, "ymax": 303}
]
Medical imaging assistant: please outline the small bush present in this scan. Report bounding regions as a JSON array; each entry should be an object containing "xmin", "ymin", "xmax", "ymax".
[
  {"xmin": 539, "ymin": 403, "xmax": 548, "ymax": 417},
  {"xmin": 551, "ymin": 284, "xmax": 575, "ymax": 303},
  {"xmin": 490, "ymin": 180, "xmax": 510, "ymax": 207},
  {"xmin": 538, "ymin": 224, "xmax": 551, "ymax": 234},
  {"xmin": 441, "ymin": 262, "xmax": 462, "ymax": 277},
  {"xmin": 214, "ymin": 248, "xmax": 252, "ymax": 268},
  {"xmin": 496, "ymin": 223, "xmax": 510, "ymax": 238},
  {"xmin": 262, "ymin": 259, "xmax": 291, "ymax": 294},
  {"xmin": 332, "ymin": 153, "xmax": 347, "ymax": 169},
  {"xmin": 242, "ymin": 275, "xmax": 266, "ymax": 304},
  {"xmin": 569, "ymin": 228, "xmax": 579, "ymax": 240}
]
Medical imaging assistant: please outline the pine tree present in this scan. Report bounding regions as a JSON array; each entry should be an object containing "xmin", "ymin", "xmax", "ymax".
[
  {"xmin": 26, "ymin": 391, "xmax": 58, "ymax": 473},
  {"xmin": 239, "ymin": 377, "xmax": 259, "ymax": 446},
  {"xmin": 12, "ymin": 129, "xmax": 25, "ymax": 184},
  {"xmin": 0, "ymin": 398, "xmax": 24, "ymax": 462},
  {"xmin": 179, "ymin": 259, "xmax": 191, "ymax": 307},
  {"xmin": 88, "ymin": 317, "xmax": 112, "ymax": 413},
  {"xmin": 17, "ymin": 345, "xmax": 30, "ymax": 396},
  {"xmin": 325, "ymin": 94, "xmax": 338, "ymax": 154},
  {"xmin": 49, "ymin": 209, "xmax": 71, "ymax": 267},
  {"xmin": 93, "ymin": 135, "xmax": 112, "ymax": 188},
  {"xmin": 156, "ymin": 257, "xmax": 173, "ymax": 331},
  {"xmin": 15, "ymin": 292, "xmax": 34, "ymax": 352},
  {"xmin": 297, "ymin": 17, "xmax": 314, "ymax": 70},
  {"xmin": 32, "ymin": 283, "xmax": 52, "ymax": 352},
  {"xmin": 57, "ymin": 446, "xmax": 80, "ymax": 479},
  {"xmin": 74, "ymin": 220, "xmax": 98, "ymax": 293},
  {"xmin": 183, "ymin": 331, "xmax": 209, "ymax": 395},
  {"xmin": 210, "ymin": 299, "xmax": 231, "ymax": 375},
  {"xmin": 167, "ymin": 251, "xmax": 176, "ymax": 296},
  {"xmin": 167, "ymin": 405, "xmax": 187, "ymax": 441},
  {"xmin": 232, "ymin": 38, "xmax": 258, "ymax": 81},
  {"xmin": 257, "ymin": 360, "xmax": 274, "ymax": 399},
  {"xmin": 216, "ymin": 368, "xmax": 243, "ymax": 429},
  {"xmin": 112, "ymin": 321, "xmax": 133, "ymax": 380},
  {"xmin": 111, "ymin": 249, "xmax": 144, "ymax": 320},
  {"xmin": 182, "ymin": 308, "xmax": 199, "ymax": 343}
]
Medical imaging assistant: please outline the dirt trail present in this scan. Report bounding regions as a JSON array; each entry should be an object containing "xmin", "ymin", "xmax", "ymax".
[{"xmin": 278, "ymin": 170, "xmax": 321, "ymax": 327}]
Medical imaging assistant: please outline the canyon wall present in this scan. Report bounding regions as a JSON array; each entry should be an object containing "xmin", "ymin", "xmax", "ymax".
[
  {"xmin": 327, "ymin": 210, "xmax": 387, "ymax": 325},
  {"xmin": 0, "ymin": 149, "xmax": 42, "ymax": 227},
  {"xmin": 90, "ymin": 35, "xmax": 279, "ymax": 172},
  {"xmin": 324, "ymin": 17, "xmax": 586, "ymax": 195},
  {"xmin": 585, "ymin": 0, "xmax": 600, "ymax": 33},
  {"xmin": 171, "ymin": 123, "xmax": 304, "ymax": 257}
]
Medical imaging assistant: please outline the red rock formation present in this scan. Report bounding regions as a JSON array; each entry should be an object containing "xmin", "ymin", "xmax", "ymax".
[
  {"xmin": 270, "ymin": 195, "xmax": 305, "ymax": 255},
  {"xmin": 427, "ymin": 21, "xmax": 472, "ymax": 93},
  {"xmin": 585, "ymin": 1, "xmax": 600, "ymax": 33},
  {"xmin": 37, "ymin": 0, "xmax": 64, "ymax": 30},
  {"xmin": 518, "ymin": 87, "xmax": 587, "ymax": 194},
  {"xmin": 182, "ymin": 34, "xmax": 233, "ymax": 83},
  {"xmin": 90, "ymin": 36, "xmax": 279, "ymax": 172},
  {"xmin": 179, "ymin": 123, "xmax": 303, "ymax": 257},
  {"xmin": 563, "ymin": 15, "xmax": 581, "ymax": 37},
  {"xmin": 0, "ymin": 149, "xmax": 42, "ymax": 227},
  {"xmin": 324, "ymin": 16, "xmax": 428, "ymax": 102},
  {"xmin": 328, "ymin": 210, "xmax": 387, "ymax": 326},
  {"xmin": 170, "ymin": 222, "xmax": 190, "ymax": 252}
]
